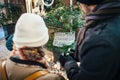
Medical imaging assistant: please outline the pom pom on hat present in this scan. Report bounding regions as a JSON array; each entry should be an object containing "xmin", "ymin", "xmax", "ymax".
[{"xmin": 13, "ymin": 13, "xmax": 49, "ymax": 48}]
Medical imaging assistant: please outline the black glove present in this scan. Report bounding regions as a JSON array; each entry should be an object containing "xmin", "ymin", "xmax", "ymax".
[
  {"xmin": 66, "ymin": 49, "xmax": 79, "ymax": 62},
  {"xmin": 59, "ymin": 55, "xmax": 74, "ymax": 67}
]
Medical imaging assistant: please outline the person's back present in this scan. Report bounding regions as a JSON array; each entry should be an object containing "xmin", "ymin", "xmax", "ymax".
[
  {"xmin": 0, "ymin": 13, "xmax": 65, "ymax": 80},
  {"xmin": 59, "ymin": 0, "xmax": 120, "ymax": 80},
  {"xmin": 76, "ymin": 14, "xmax": 120, "ymax": 80},
  {"xmin": 4, "ymin": 49, "xmax": 65, "ymax": 80}
]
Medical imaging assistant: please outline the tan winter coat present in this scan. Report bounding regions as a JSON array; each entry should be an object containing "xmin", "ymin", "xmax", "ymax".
[{"xmin": 0, "ymin": 58, "xmax": 65, "ymax": 80}]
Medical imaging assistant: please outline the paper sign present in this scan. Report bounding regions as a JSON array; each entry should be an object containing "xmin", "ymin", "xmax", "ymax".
[{"xmin": 53, "ymin": 32, "xmax": 75, "ymax": 47}]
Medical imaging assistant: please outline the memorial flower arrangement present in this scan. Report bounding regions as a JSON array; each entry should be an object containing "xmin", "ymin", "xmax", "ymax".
[
  {"xmin": 44, "ymin": 1, "xmax": 84, "ymax": 54},
  {"xmin": 44, "ymin": 5, "xmax": 84, "ymax": 31}
]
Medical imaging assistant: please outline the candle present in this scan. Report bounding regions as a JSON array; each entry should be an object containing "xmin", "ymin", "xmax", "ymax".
[{"xmin": 70, "ymin": 0, "xmax": 72, "ymax": 7}]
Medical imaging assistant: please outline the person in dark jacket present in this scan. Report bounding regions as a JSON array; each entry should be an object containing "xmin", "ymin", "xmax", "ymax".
[
  {"xmin": 6, "ymin": 34, "xmax": 13, "ymax": 51},
  {"xmin": 59, "ymin": 0, "xmax": 120, "ymax": 80}
]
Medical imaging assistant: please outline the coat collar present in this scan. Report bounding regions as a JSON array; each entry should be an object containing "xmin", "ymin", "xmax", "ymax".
[{"xmin": 10, "ymin": 57, "xmax": 47, "ymax": 68}]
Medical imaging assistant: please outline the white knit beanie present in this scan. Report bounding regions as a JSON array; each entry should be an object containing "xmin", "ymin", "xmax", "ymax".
[{"xmin": 13, "ymin": 13, "xmax": 49, "ymax": 48}]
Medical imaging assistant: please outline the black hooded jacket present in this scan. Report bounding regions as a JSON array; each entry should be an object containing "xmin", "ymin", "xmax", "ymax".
[{"xmin": 64, "ymin": 1, "xmax": 120, "ymax": 80}]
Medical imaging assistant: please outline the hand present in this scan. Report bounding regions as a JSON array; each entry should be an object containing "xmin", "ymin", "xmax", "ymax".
[
  {"xmin": 59, "ymin": 55, "xmax": 73, "ymax": 67},
  {"xmin": 66, "ymin": 49, "xmax": 79, "ymax": 61}
]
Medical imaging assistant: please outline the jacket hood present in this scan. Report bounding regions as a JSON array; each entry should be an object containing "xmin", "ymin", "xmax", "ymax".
[{"xmin": 85, "ymin": 1, "xmax": 120, "ymax": 22}]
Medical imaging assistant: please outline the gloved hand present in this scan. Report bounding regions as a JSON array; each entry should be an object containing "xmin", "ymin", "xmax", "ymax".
[
  {"xmin": 59, "ymin": 55, "xmax": 74, "ymax": 67},
  {"xmin": 66, "ymin": 49, "xmax": 79, "ymax": 62}
]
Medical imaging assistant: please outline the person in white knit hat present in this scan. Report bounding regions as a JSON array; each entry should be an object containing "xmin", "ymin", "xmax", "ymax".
[
  {"xmin": 0, "ymin": 13, "xmax": 65, "ymax": 80},
  {"xmin": 13, "ymin": 13, "xmax": 49, "ymax": 48}
]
